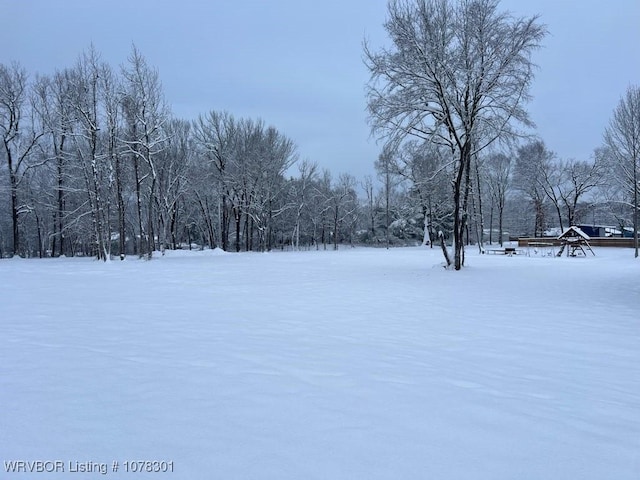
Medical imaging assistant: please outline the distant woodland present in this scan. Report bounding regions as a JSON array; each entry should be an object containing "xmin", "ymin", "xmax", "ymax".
[{"xmin": 1, "ymin": 21, "xmax": 638, "ymax": 261}]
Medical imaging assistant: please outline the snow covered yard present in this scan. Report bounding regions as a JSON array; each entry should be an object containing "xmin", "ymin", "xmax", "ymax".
[{"xmin": 1, "ymin": 246, "xmax": 639, "ymax": 479}]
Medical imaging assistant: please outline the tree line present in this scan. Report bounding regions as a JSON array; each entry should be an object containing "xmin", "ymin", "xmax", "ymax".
[
  {"xmin": 372, "ymin": 136, "xmax": 636, "ymax": 250},
  {"xmin": 0, "ymin": 46, "xmax": 364, "ymax": 259},
  {"xmin": 2, "ymin": 2, "xmax": 638, "ymax": 263}
]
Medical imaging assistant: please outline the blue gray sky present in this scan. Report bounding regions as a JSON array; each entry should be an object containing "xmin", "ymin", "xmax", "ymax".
[{"xmin": 2, "ymin": 0, "xmax": 639, "ymax": 181}]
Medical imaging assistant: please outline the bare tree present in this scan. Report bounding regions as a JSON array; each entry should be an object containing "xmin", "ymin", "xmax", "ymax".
[
  {"xmin": 247, "ymin": 123, "xmax": 297, "ymax": 251},
  {"xmin": 3, "ymin": 48, "xmax": 369, "ymax": 260},
  {"xmin": 470, "ymin": 155, "xmax": 484, "ymax": 251},
  {"xmin": 312, "ymin": 170, "xmax": 334, "ymax": 250},
  {"xmin": 99, "ymin": 62, "xmax": 126, "ymax": 259},
  {"xmin": 603, "ymin": 85, "xmax": 640, "ymax": 257},
  {"xmin": 514, "ymin": 142, "xmax": 602, "ymax": 235},
  {"xmin": 69, "ymin": 48, "xmax": 116, "ymax": 261},
  {"xmin": 361, "ymin": 174, "xmax": 381, "ymax": 244},
  {"xmin": 536, "ymin": 157, "xmax": 565, "ymax": 233},
  {"xmin": 558, "ymin": 158, "xmax": 603, "ymax": 227},
  {"xmin": 387, "ymin": 140, "xmax": 450, "ymax": 247},
  {"xmin": 156, "ymin": 119, "xmax": 192, "ymax": 252},
  {"xmin": 292, "ymin": 159, "xmax": 318, "ymax": 250},
  {"xmin": 193, "ymin": 110, "xmax": 239, "ymax": 251},
  {"xmin": 365, "ymin": 0, "xmax": 546, "ymax": 269},
  {"xmin": 485, "ymin": 151, "xmax": 512, "ymax": 246},
  {"xmin": 375, "ymin": 146, "xmax": 397, "ymax": 249},
  {"xmin": 513, "ymin": 140, "xmax": 553, "ymax": 236},
  {"xmin": 32, "ymin": 70, "xmax": 76, "ymax": 257},
  {"xmin": 121, "ymin": 45, "xmax": 169, "ymax": 259},
  {"xmin": 0, "ymin": 63, "xmax": 45, "ymax": 256},
  {"xmin": 329, "ymin": 173, "xmax": 358, "ymax": 250}
]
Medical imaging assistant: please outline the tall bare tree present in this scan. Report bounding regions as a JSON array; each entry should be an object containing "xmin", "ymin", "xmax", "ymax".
[
  {"xmin": 121, "ymin": 45, "xmax": 169, "ymax": 259},
  {"xmin": 69, "ymin": 47, "xmax": 116, "ymax": 261},
  {"xmin": 603, "ymin": 85, "xmax": 640, "ymax": 257},
  {"xmin": 386, "ymin": 140, "xmax": 450, "ymax": 247},
  {"xmin": 365, "ymin": 0, "xmax": 546, "ymax": 269},
  {"xmin": 243, "ymin": 122, "xmax": 297, "ymax": 251},
  {"xmin": 32, "ymin": 70, "xmax": 75, "ymax": 257},
  {"xmin": 312, "ymin": 170, "xmax": 334, "ymax": 250},
  {"xmin": 361, "ymin": 174, "xmax": 379, "ymax": 244},
  {"xmin": 485, "ymin": 151, "xmax": 511, "ymax": 246},
  {"xmin": 292, "ymin": 159, "xmax": 318, "ymax": 250},
  {"xmin": 0, "ymin": 63, "xmax": 45, "ymax": 256},
  {"xmin": 329, "ymin": 173, "xmax": 358, "ymax": 250},
  {"xmin": 513, "ymin": 140, "xmax": 553, "ymax": 236},
  {"xmin": 155, "ymin": 119, "xmax": 192, "ymax": 252},
  {"xmin": 99, "ymin": 62, "xmax": 126, "ymax": 259},
  {"xmin": 375, "ymin": 145, "xmax": 397, "ymax": 249},
  {"xmin": 558, "ymin": 158, "xmax": 603, "ymax": 227},
  {"xmin": 193, "ymin": 110, "xmax": 239, "ymax": 251}
]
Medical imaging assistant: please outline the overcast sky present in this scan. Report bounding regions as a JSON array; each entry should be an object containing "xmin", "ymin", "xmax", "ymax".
[{"xmin": 2, "ymin": 0, "xmax": 639, "ymax": 181}]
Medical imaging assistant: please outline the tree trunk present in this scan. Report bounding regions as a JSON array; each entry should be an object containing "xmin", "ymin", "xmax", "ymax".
[
  {"xmin": 54, "ymin": 135, "xmax": 66, "ymax": 257},
  {"xmin": 35, "ymin": 209, "xmax": 43, "ymax": 258},
  {"xmin": 220, "ymin": 193, "xmax": 229, "ymax": 251},
  {"xmin": 134, "ymin": 156, "xmax": 145, "ymax": 257},
  {"xmin": 3, "ymin": 142, "xmax": 20, "ymax": 257},
  {"xmin": 170, "ymin": 204, "xmax": 178, "ymax": 250},
  {"xmin": 245, "ymin": 210, "xmax": 251, "ymax": 252},
  {"xmin": 489, "ymin": 203, "xmax": 494, "ymax": 245},
  {"xmin": 267, "ymin": 200, "xmax": 273, "ymax": 252},
  {"xmin": 635, "ymin": 160, "xmax": 638, "ymax": 258},
  {"xmin": 534, "ymin": 199, "xmax": 544, "ymax": 237},
  {"xmin": 452, "ymin": 168, "xmax": 464, "ymax": 269},
  {"xmin": 421, "ymin": 205, "xmax": 430, "ymax": 246},
  {"xmin": 115, "ymin": 153, "xmax": 126, "ymax": 259},
  {"xmin": 9, "ymin": 168, "xmax": 19, "ymax": 257},
  {"xmin": 553, "ymin": 202, "xmax": 564, "ymax": 233},
  {"xmin": 439, "ymin": 231, "xmax": 451, "ymax": 267},
  {"xmin": 146, "ymin": 174, "xmax": 157, "ymax": 259},
  {"xmin": 452, "ymin": 144, "xmax": 471, "ymax": 270},
  {"xmin": 234, "ymin": 207, "xmax": 241, "ymax": 252},
  {"xmin": 333, "ymin": 205, "xmax": 339, "ymax": 251},
  {"xmin": 385, "ymin": 168, "xmax": 390, "ymax": 249},
  {"xmin": 498, "ymin": 200, "xmax": 505, "ymax": 247},
  {"xmin": 474, "ymin": 161, "xmax": 484, "ymax": 252}
]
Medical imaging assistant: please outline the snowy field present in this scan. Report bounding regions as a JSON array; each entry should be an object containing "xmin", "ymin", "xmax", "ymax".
[{"xmin": 1, "ymin": 245, "xmax": 639, "ymax": 479}]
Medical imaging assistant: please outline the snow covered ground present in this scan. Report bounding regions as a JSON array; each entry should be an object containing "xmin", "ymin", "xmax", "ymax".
[{"xmin": 1, "ymin": 246, "xmax": 639, "ymax": 479}]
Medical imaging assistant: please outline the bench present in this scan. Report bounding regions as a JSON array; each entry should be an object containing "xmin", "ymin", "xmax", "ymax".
[{"xmin": 486, "ymin": 247, "xmax": 518, "ymax": 256}]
